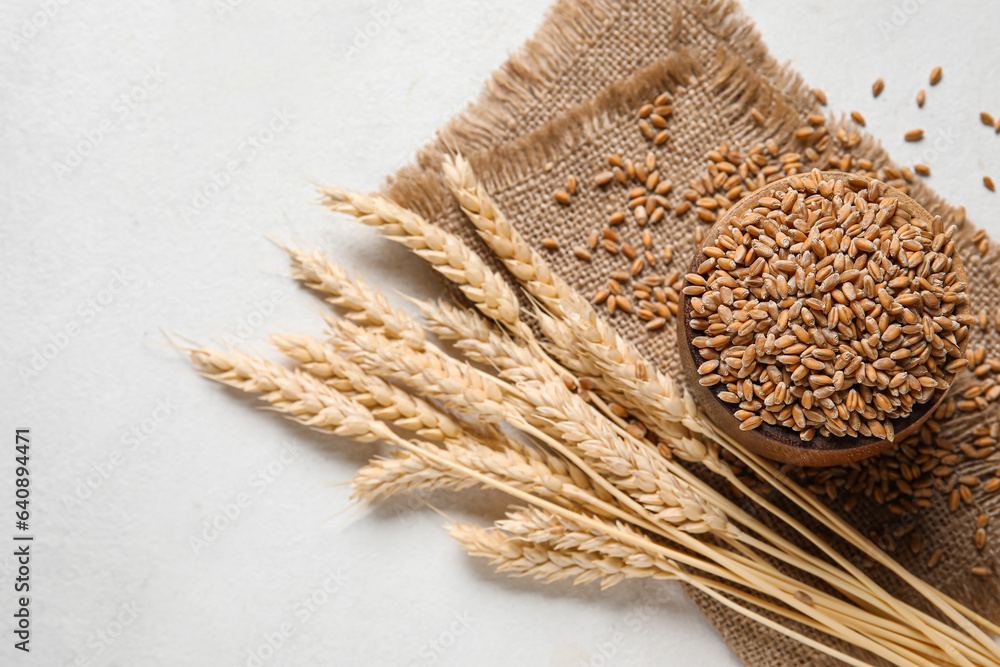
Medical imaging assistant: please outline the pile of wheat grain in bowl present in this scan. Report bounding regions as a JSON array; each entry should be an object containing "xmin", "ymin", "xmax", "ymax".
[{"xmin": 685, "ymin": 169, "xmax": 973, "ymax": 442}]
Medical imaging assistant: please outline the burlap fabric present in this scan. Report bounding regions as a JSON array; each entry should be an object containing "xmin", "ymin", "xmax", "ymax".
[{"xmin": 382, "ymin": 1, "xmax": 1000, "ymax": 663}]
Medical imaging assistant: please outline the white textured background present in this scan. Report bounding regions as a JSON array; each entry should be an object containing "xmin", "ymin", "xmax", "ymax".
[{"xmin": 2, "ymin": 1, "xmax": 999, "ymax": 665}]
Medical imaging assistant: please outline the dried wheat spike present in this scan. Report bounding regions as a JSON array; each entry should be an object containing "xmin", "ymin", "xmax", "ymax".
[
  {"xmin": 320, "ymin": 186, "xmax": 530, "ymax": 339},
  {"xmin": 283, "ymin": 244, "xmax": 426, "ymax": 349}
]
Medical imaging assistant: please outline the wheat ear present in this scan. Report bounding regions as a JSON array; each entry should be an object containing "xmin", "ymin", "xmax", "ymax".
[
  {"xmin": 283, "ymin": 243, "xmax": 426, "ymax": 349},
  {"xmin": 448, "ymin": 520, "xmax": 672, "ymax": 588},
  {"xmin": 416, "ymin": 298, "xmax": 570, "ymax": 386},
  {"xmin": 353, "ymin": 451, "xmax": 474, "ymax": 500},
  {"xmin": 320, "ymin": 186, "xmax": 531, "ymax": 340},
  {"xmin": 271, "ymin": 331, "xmax": 460, "ymax": 440}
]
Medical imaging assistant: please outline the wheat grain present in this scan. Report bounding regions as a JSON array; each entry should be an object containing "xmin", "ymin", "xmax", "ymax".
[
  {"xmin": 974, "ymin": 528, "xmax": 987, "ymax": 550},
  {"xmin": 689, "ymin": 173, "xmax": 967, "ymax": 440}
]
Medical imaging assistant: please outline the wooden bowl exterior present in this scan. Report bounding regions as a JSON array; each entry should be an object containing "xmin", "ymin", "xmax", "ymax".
[{"xmin": 678, "ymin": 172, "xmax": 970, "ymax": 467}]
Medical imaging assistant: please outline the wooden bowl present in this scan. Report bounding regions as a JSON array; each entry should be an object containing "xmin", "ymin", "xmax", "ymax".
[{"xmin": 678, "ymin": 171, "xmax": 970, "ymax": 467}]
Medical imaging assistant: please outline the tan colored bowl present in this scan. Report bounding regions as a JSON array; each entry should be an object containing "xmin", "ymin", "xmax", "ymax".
[{"xmin": 678, "ymin": 171, "xmax": 970, "ymax": 467}]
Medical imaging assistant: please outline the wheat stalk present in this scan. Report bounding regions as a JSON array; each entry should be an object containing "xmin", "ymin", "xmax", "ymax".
[
  {"xmin": 328, "ymin": 298, "xmax": 934, "ymax": 628},
  {"xmin": 494, "ymin": 506, "xmax": 961, "ymax": 664},
  {"xmin": 451, "ymin": 522, "xmax": 882, "ymax": 667},
  {"xmin": 181, "ymin": 155, "xmax": 1000, "ymax": 664},
  {"xmin": 186, "ymin": 339, "xmax": 986, "ymax": 665}
]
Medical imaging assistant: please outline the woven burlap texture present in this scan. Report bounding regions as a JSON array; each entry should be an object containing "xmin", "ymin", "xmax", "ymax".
[{"xmin": 381, "ymin": 1, "xmax": 1000, "ymax": 664}]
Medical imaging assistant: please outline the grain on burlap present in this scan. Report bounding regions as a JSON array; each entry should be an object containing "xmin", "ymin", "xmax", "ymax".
[{"xmin": 378, "ymin": 1, "xmax": 1000, "ymax": 664}]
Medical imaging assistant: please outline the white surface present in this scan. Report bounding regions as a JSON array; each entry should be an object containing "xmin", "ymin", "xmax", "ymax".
[{"xmin": 2, "ymin": 2, "xmax": 999, "ymax": 665}]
